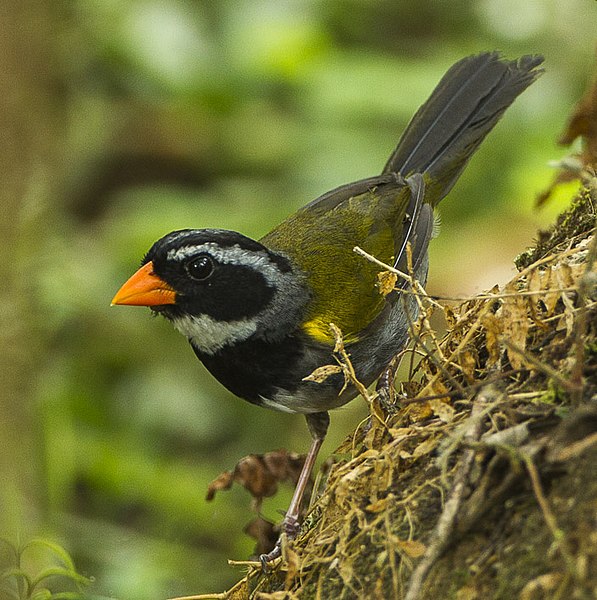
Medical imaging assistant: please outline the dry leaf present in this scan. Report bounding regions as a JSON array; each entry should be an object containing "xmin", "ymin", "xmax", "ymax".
[
  {"xmin": 536, "ymin": 62, "xmax": 597, "ymax": 206},
  {"xmin": 526, "ymin": 267, "xmax": 549, "ymax": 324},
  {"xmin": 264, "ymin": 450, "xmax": 303, "ymax": 481},
  {"xmin": 428, "ymin": 379, "xmax": 450, "ymax": 402},
  {"xmin": 428, "ymin": 398, "xmax": 456, "ymax": 423},
  {"xmin": 377, "ymin": 270, "xmax": 398, "ymax": 296},
  {"xmin": 456, "ymin": 585, "xmax": 480, "ymax": 600},
  {"xmin": 396, "ymin": 538, "xmax": 426, "ymax": 558},
  {"xmin": 500, "ymin": 286, "xmax": 530, "ymax": 370},
  {"xmin": 556, "ymin": 262, "xmax": 574, "ymax": 288},
  {"xmin": 527, "ymin": 266, "xmax": 542, "ymax": 296},
  {"xmin": 255, "ymin": 592, "xmax": 290, "ymax": 600},
  {"xmin": 443, "ymin": 304, "xmax": 457, "ymax": 330},
  {"xmin": 542, "ymin": 267, "xmax": 560, "ymax": 315},
  {"xmin": 519, "ymin": 572, "xmax": 564, "ymax": 600},
  {"xmin": 481, "ymin": 311, "xmax": 502, "ymax": 367},
  {"xmin": 302, "ymin": 364, "xmax": 342, "ymax": 383},
  {"xmin": 205, "ymin": 471, "xmax": 234, "ymax": 501},
  {"xmin": 365, "ymin": 496, "xmax": 391, "ymax": 513},
  {"xmin": 330, "ymin": 322, "xmax": 345, "ymax": 353},
  {"xmin": 412, "ymin": 436, "xmax": 438, "ymax": 458},
  {"xmin": 405, "ymin": 402, "xmax": 434, "ymax": 422},
  {"xmin": 559, "ymin": 68, "xmax": 597, "ymax": 166},
  {"xmin": 228, "ymin": 580, "xmax": 250, "ymax": 600},
  {"xmin": 458, "ymin": 348, "xmax": 477, "ymax": 382},
  {"xmin": 244, "ymin": 517, "xmax": 279, "ymax": 556},
  {"xmin": 206, "ymin": 449, "xmax": 306, "ymax": 510},
  {"xmin": 388, "ymin": 427, "xmax": 412, "ymax": 439},
  {"xmin": 560, "ymin": 290, "xmax": 576, "ymax": 336}
]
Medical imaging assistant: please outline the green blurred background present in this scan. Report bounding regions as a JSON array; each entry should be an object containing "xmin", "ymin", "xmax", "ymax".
[{"xmin": 1, "ymin": 1, "xmax": 595, "ymax": 598}]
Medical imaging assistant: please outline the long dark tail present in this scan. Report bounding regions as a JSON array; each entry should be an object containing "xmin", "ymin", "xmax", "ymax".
[{"xmin": 383, "ymin": 52, "xmax": 543, "ymax": 205}]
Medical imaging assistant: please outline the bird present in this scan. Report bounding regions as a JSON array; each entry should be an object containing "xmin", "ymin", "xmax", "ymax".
[{"xmin": 112, "ymin": 52, "xmax": 543, "ymax": 564}]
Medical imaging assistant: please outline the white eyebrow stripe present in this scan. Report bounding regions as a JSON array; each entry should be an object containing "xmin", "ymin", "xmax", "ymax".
[{"xmin": 167, "ymin": 242, "xmax": 284, "ymax": 286}]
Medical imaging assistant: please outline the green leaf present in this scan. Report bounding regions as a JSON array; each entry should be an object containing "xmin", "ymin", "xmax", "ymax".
[
  {"xmin": 0, "ymin": 567, "xmax": 32, "ymax": 590},
  {"xmin": 20, "ymin": 540, "xmax": 77, "ymax": 573},
  {"xmin": 31, "ymin": 567, "xmax": 91, "ymax": 590}
]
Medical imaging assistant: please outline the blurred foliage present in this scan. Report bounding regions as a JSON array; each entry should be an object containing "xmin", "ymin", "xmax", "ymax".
[
  {"xmin": 0, "ymin": 538, "xmax": 90, "ymax": 600},
  {"xmin": 1, "ymin": 0, "xmax": 596, "ymax": 598}
]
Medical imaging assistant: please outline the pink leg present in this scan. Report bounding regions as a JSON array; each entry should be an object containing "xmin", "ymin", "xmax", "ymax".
[{"xmin": 259, "ymin": 412, "xmax": 328, "ymax": 567}]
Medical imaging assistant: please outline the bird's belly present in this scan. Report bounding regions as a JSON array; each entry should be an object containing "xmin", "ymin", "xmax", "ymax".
[{"xmin": 192, "ymin": 332, "xmax": 336, "ymax": 412}]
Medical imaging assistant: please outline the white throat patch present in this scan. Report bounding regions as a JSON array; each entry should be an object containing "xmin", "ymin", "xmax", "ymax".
[{"xmin": 172, "ymin": 313, "xmax": 258, "ymax": 355}]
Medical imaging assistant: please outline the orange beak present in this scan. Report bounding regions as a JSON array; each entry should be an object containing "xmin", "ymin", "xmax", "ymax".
[{"xmin": 111, "ymin": 261, "xmax": 176, "ymax": 307}]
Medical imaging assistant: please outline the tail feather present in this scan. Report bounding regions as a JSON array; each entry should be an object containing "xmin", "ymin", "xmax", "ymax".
[{"xmin": 383, "ymin": 52, "xmax": 544, "ymax": 205}]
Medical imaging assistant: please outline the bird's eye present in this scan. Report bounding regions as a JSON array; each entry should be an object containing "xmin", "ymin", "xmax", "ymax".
[{"xmin": 185, "ymin": 255, "xmax": 214, "ymax": 281}]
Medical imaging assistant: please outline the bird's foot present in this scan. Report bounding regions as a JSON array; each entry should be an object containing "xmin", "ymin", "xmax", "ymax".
[
  {"xmin": 258, "ymin": 514, "xmax": 301, "ymax": 570},
  {"xmin": 376, "ymin": 356, "xmax": 401, "ymax": 415}
]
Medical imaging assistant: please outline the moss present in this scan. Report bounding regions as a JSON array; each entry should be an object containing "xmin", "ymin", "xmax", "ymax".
[{"xmin": 515, "ymin": 187, "xmax": 595, "ymax": 271}]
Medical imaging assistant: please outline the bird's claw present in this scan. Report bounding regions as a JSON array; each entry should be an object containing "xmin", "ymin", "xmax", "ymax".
[
  {"xmin": 259, "ymin": 544, "xmax": 280, "ymax": 571},
  {"xmin": 258, "ymin": 515, "xmax": 301, "ymax": 571}
]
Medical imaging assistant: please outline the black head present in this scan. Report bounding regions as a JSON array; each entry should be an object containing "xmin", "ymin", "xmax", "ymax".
[{"xmin": 129, "ymin": 229, "xmax": 308, "ymax": 354}]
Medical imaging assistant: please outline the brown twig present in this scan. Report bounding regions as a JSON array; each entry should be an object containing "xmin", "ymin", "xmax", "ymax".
[{"xmin": 329, "ymin": 322, "xmax": 389, "ymax": 432}]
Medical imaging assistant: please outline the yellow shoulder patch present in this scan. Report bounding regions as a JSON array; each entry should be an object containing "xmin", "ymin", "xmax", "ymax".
[{"xmin": 302, "ymin": 318, "xmax": 359, "ymax": 345}]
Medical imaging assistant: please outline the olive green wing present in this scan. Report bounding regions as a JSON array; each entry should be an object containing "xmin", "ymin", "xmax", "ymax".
[
  {"xmin": 261, "ymin": 175, "xmax": 428, "ymax": 345},
  {"xmin": 261, "ymin": 53, "xmax": 544, "ymax": 346}
]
